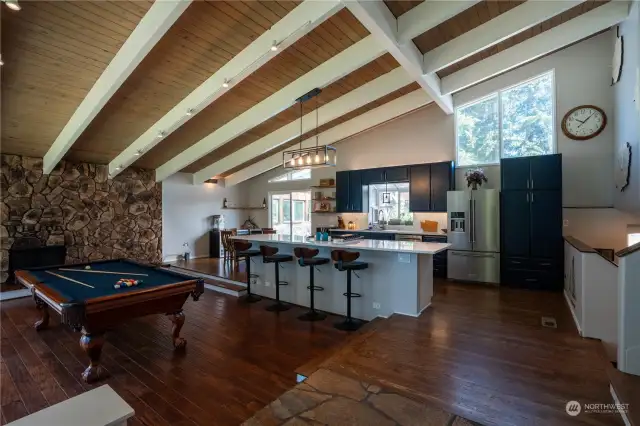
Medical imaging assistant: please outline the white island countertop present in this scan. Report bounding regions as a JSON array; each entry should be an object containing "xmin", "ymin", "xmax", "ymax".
[{"xmin": 232, "ymin": 234, "xmax": 450, "ymax": 255}]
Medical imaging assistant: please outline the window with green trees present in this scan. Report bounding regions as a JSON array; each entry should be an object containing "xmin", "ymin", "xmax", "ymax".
[{"xmin": 456, "ymin": 71, "xmax": 554, "ymax": 166}]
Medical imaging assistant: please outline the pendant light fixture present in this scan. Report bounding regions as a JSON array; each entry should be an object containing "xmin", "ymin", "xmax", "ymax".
[{"xmin": 283, "ymin": 88, "xmax": 336, "ymax": 170}]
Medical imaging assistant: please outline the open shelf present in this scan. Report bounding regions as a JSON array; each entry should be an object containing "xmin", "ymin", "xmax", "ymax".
[
  {"xmin": 222, "ymin": 206, "xmax": 266, "ymax": 210},
  {"xmin": 312, "ymin": 198, "xmax": 336, "ymax": 201},
  {"xmin": 310, "ymin": 185, "xmax": 335, "ymax": 189},
  {"xmin": 312, "ymin": 211, "xmax": 337, "ymax": 214}
]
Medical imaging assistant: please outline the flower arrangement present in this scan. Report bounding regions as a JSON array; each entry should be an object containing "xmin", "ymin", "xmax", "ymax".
[{"xmin": 465, "ymin": 168, "xmax": 488, "ymax": 190}]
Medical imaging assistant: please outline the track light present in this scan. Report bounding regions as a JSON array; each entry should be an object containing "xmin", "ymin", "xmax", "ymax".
[
  {"xmin": 157, "ymin": 131, "xmax": 165, "ymax": 139},
  {"xmin": 185, "ymin": 108, "xmax": 194, "ymax": 116},
  {"xmin": 134, "ymin": 150, "xmax": 143, "ymax": 156},
  {"xmin": 222, "ymin": 79, "xmax": 229, "ymax": 88},
  {"xmin": 271, "ymin": 40, "xmax": 278, "ymax": 52},
  {"xmin": 4, "ymin": 0, "xmax": 20, "ymax": 11}
]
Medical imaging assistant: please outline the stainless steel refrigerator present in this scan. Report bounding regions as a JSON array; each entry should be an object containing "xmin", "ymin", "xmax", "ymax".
[{"xmin": 447, "ymin": 189, "xmax": 500, "ymax": 283}]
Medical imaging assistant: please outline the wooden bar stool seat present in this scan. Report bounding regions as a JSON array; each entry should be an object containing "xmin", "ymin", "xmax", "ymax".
[
  {"xmin": 332, "ymin": 250, "xmax": 368, "ymax": 331},
  {"xmin": 294, "ymin": 247, "xmax": 330, "ymax": 322},
  {"xmin": 260, "ymin": 246, "xmax": 293, "ymax": 312},
  {"xmin": 234, "ymin": 240, "xmax": 262, "ymax": 303}
]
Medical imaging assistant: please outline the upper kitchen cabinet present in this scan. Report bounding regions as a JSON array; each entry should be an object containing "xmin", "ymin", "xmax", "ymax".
[
  {"xmin": 336, "ymin": 170, "xmax": 365, "ymax": 213},
  {"xmin": 409, "ymin": 161, "xmax": 454, "ymax": 212},
  {"xmin": 361, "ymin": 167, "xmax": 409, "ymax": 185},
  {"xmin": 409, "ymin": 164, "xmax": 430, "ymax": 212},
  {"xmin": 384, "ymin": 167, "xmax": 409, "ymax": 183},
  {"xmin": 501, "ymin": 154, "xmax": 562, "ymax": 191},
  {"xmin": 430, "ymin": 161, "xmax": 454, "ymax": 212}
]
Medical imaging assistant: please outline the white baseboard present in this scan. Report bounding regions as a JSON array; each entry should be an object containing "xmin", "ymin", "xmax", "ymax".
[
  {"xmin": 563, "ymin": 289, "xmax": 582, "ymax": 335},
  {"xmin": 165, "ymin": 265, "xmax": 246, "ymax": 286},
  {"xmin": 0, "ymin": 289, "xmax": 30, "ymax": 301},
  {"xmin": 203, "ymin": 283, "xmax": 245, "ymax": 297},
  {"xmin": 610, "ymin": 384, "xmax": 632, "ymax": 426}
]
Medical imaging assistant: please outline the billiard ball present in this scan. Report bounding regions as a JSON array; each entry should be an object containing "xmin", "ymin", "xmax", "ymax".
[{"xmin": 85, "ymin": 265, "xmax": 91, "ymax": 270}]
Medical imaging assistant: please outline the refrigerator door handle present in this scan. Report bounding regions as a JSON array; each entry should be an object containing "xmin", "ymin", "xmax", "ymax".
[
  {"xmin": 451, "ymin": 252, "xmax": 496, "ymax": 258},
  {"xmin": 468, "ymin": 198, "xmax": 473, "ymax": 243},
  {"xmin": 473, "ymin": 200, "xmax": 477, "ymax": 243}
]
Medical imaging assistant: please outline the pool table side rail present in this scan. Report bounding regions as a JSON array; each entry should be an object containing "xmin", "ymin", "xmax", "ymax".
[{"xmin": 15, "ymin": 270, "xmax": 69, "ymax": 309}]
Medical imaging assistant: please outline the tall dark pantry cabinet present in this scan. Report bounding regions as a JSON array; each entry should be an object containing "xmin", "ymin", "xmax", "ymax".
[{"xmin": 500, "ymin": 154, "xmax": 563, "ymax": 291}]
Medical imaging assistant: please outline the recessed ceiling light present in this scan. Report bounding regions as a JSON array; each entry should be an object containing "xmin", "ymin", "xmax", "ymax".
[
  {"xmin": 271, "ymin": 40, "xmax": 278, "ymax": 52},
  {"xmin": 222, "ymin": 79, "xmax": 229, "ymax": 88},
  {"xmin": 115, "ymin": 166, "xmax": 121, "ymax": 171},
  {"xmin": 186, "ymin": 108, "xmax": 194, "ymax": 116},
  {"xmin": 5, "ymin": 0, "xmax": 20, "ymax": 11},
  {"xmin": 134, "ymin": 150, "xmax": 143, "ymax": 156},
  {"xmin": 157, "ymin": 131, "xmax": 165, "ymax": 139}
]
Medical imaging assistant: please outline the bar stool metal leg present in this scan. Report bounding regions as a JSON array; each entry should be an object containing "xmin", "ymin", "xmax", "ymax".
[
  {"xmin": 266, "ymin": 262, "xmax": 290, "ymax": 312},
  {"xmin": 335, "ymin": 270, "xmax": 364, "ymax": 331},
  {"xmin": 298, "ymin": 266, "xmax": 326, "ymax": 322},
  {"xmin": 241, "ymin": 256, "xmax": 262, "ymax": 303}
]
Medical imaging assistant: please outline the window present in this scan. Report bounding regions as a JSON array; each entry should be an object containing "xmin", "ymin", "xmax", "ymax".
[
  {"xmin": 268, "ymin": 169, "xmax": 311, "ymax": 183},
  {"xmin": 456, "ymin": 71, "xmax": 554, "ymax": 166},
  {"xmin": 369, "ymin": 183, "xmax": 413, "ymax": 225},
  {"xmin": 293, "ymin": 200, "xmax": 305, "ymax": 222},
  {"xmin": 282, "ymin": 199, "xmax": 291, "ymax": 222},
  {"xmin": 271, "ymin": 199, "xmax": 280, "ymax": 225}
]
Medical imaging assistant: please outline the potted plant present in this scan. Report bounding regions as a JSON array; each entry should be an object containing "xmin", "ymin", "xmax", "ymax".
[{"xmin": 465, "ymin": 168, "xmax": 488, "ymax": 190}]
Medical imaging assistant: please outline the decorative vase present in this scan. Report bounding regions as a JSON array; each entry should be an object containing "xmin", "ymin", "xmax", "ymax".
[{"xmin": 471, "ymin": 182, "xmax": 478, "ymax": 190}]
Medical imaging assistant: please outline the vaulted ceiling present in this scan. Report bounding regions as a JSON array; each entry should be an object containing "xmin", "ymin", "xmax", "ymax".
[{"xmin": 1, "ymin": 0, "xmax": 630, "ymax": 186}]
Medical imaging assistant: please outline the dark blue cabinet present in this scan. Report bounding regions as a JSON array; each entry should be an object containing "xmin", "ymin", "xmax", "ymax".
[
  {"xmin": 501, "ymin": 154, "xmax": 562, "ymax": 191},
  {"xmin": 336, "ymin": 171, "xmax": 350, "ymax": 213},
  {"xmin": 336, "ymin": 170, "xmax": 364, "ymax": 213},
  {"xmin": 361, "ymin": 168, "xmax": 385, "ymax": 185},
  {"xmin": 500, "ymin": 154, "xmax": 563, "ymax": 291},
  {"xmin": 384, "ymin": 167, "xmax": 409, "ymax": 182},
  {"xmin": 409, "ymin": 164, "xmax": 431, "ymax": 212},
  {"xmin": 430, "ymin": 161, "xmax": 454, "ymax": 212}
]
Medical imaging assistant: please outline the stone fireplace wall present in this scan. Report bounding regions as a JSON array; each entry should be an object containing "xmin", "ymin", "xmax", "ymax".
[{"xmin": 1, "ymin": 155, "xmax": 162, "ymax": 285}]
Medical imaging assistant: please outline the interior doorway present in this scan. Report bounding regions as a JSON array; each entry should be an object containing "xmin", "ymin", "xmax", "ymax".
[{"xmin": 269, "ymin": 191, "xmax": 312, "ymax": 238}]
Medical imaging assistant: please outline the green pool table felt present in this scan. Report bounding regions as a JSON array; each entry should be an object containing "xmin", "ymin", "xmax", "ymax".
[{"xmin": 26, "ymin": 259, "xmax": 194, "ymax": 303}]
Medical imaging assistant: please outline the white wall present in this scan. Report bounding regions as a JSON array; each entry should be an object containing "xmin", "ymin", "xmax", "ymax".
[
  {"xmin": 162, "ymin": 173, "xmax": 244, "ymax": 260},
  {"xmin": 613, "ymin": 1, "xmax": 640, "ymax": 214}
]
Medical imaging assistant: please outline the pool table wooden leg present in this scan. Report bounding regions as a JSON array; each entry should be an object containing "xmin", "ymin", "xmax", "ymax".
[
  {"xmin": 33, "ymin": 297, "xmax": 49, "ymax": 331},
  {"xmin": 167, "ymin": 311, "xmax": 186, "ymax": 350},
  {"xmin": 80, "ymin": 329, "xmax": 108, "ymax": 383}
]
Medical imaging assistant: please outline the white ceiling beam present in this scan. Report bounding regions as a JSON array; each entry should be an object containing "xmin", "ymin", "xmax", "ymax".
[
  {"xmin": 155, "ymin": 35, "xmax": 386, "ymax": 181},
  {"xmin": 42, "ymin": 0, "xmax": 191, "ymax": 174},
  {"xmin": 423, "ymin": 0, "xmax": 587, "ymax": 75},
  {"xmin": 442, "ymin": 1, "xmax": 630, "ymax": 95},
  {"xmin": 398, "ymin": 0, "xmax": 481, "ymax": 42},
  {"xmin": 224, "ymin": 89, "xmax": 432, "ymax": 186},
  {"xmin": 345, "ymin": 0, "xmax": 454, "ymax": 114},
  {"xmin": 110, "ymin": 0, "xmax": 343, "ymax": 178},
  {"xmin": 193, "ymin": 67, "xmax": 414, "ymax": 183}
]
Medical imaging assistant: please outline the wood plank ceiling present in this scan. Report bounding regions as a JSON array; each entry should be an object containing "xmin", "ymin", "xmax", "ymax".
[
  {"xmin": 1, "ymin": 1, "xmax": 153, "ymax": 158},
  {"xmin": 0, "ymin": 0, "xmax": 619, "ymax": 182}
]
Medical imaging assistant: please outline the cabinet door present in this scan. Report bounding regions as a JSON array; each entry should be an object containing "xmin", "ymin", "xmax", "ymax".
[
  {"xmin": 501, "ymin": 157, "xmax": 530, "ymax": 190},
  {"xmin": 529, "ymin": 190, "xmax": 563, "ymax": 259},
  {"xmin": 501, "ymin": 191, "xmax": 530, "ymax": 256},
  {"xmin": 336, "ymin": 171, "xmax": 350, "ymax": 213},
  {"xmin": 409, "ymin": 164, "xmax": 431, "ymax": 212},
  {"xmin": 430, "ymin": 161, "xmax": 453, "ymax": 212},
  {"xmin": 384, "ymin": 167, "xmax": 409, "ymax": 182},
  {"xmin": 349, "ymin": 170, "xmax": 363, "ymax": 212},
  {"xmin": 530, "ymin": 154, "xmax": 562, "ymax": 191},
  {"xmin": 361, "ymin": 168, "xmax": 385, "ymax": 185}
]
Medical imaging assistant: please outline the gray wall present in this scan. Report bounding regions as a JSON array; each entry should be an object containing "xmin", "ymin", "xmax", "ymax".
[{"xmin": 613, "ymin": 1, "xmax": 640, "ymax": 214}]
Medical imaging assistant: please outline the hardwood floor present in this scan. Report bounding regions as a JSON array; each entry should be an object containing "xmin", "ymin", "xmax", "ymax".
[
  {"xmin": 168, "ymin": 257, "xmax": 247, "ymax": 283},
  {"xmin": 319, "ymin": 281, "xmax": 622, "ymax": 426},
  {"xmin": 0, "ymin": 290, "xmax": 348, "ymax": 425}
]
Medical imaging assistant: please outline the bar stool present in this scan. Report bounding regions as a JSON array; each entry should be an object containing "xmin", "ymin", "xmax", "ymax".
[
  {"xmin": 331, "ymin": 250, "xmax": 368, "ymax": 331},
  {"xmin": 294, "ymin": 247, "xmax": 330, "ymax": 321},
  {"xmin": 260, "ymin": 245, "xmax": 293, "ymax": 312},
  {"xmin": 233, "ymin": 240, "xmax": 262, "ymax": 303}
]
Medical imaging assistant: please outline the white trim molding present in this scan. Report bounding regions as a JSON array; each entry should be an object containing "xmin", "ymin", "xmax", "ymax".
[
  {"xmin": 42, "ymin": 0, "xmax": 192, "ymax": 174},
  {"xmin": 155, "ymin": 35, "xmax": 386, "ymax": 181},
  {"xmin": 193, "ymin": 67, "xmax": 414, "ymax": 183},
  {"xmin": 346, "ymin": 0, "xmax": 456, "ymax": 114},
  {"xmin": 224, "ymin": 89, "xmax": 432, "ymax": 186},
  {"xmin": 109, "ymin": 0, "xmax": 343, "ymax": 178}
]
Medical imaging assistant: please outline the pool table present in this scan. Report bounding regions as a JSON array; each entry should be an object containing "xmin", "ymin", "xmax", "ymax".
[{"xmin": 15, "ymin": 259, "xmax": 204, "ymax": 383}]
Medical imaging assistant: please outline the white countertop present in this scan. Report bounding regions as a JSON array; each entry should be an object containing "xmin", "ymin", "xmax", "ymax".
[
  {"xmin": 232, "ymin": 234, "xmax": 450, "ymax": 255},
  {"xmin": 330, "ymin": 229, "xmax": 447, "ymax": 237}
]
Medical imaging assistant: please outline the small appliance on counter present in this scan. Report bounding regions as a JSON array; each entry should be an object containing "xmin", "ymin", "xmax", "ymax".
[{"xmin": 209, "ymin": 215, "xmax": 225, "ymax": 258}]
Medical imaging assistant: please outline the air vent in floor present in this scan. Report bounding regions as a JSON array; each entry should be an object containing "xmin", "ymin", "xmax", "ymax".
[{"xmin": 541, "ymin": 316, "xmax": 557, "ymax": 328}]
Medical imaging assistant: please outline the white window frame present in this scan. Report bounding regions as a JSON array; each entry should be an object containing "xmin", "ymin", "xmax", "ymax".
[
  {"xmin": 268, "ymin": 169, "xmax": 311, "ymax": 183},
  {"xmin": 454, "ymin": 70, "xmax": 556, "ymax": 167}
]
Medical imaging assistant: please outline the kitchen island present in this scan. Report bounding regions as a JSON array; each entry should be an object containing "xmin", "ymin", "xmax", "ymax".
[{"xmin": 232, "ymin": 234, "xmax": 450, "ymax": 320}]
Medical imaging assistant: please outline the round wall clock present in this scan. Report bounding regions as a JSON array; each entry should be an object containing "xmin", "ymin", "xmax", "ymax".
[{"xmin": 561, "ymin": 105, "xmax": 607, "ymax": 140}]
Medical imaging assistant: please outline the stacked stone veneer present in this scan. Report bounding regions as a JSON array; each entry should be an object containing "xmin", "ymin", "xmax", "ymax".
[{"xmin": 1, "ymin": 155, "xmax": 162, "ymax": 283}]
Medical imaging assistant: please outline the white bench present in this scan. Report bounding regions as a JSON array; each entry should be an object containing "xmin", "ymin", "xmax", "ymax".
[{"xmin": 7, "ymin": 385, "xmax": 134, "ymax": 426}]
